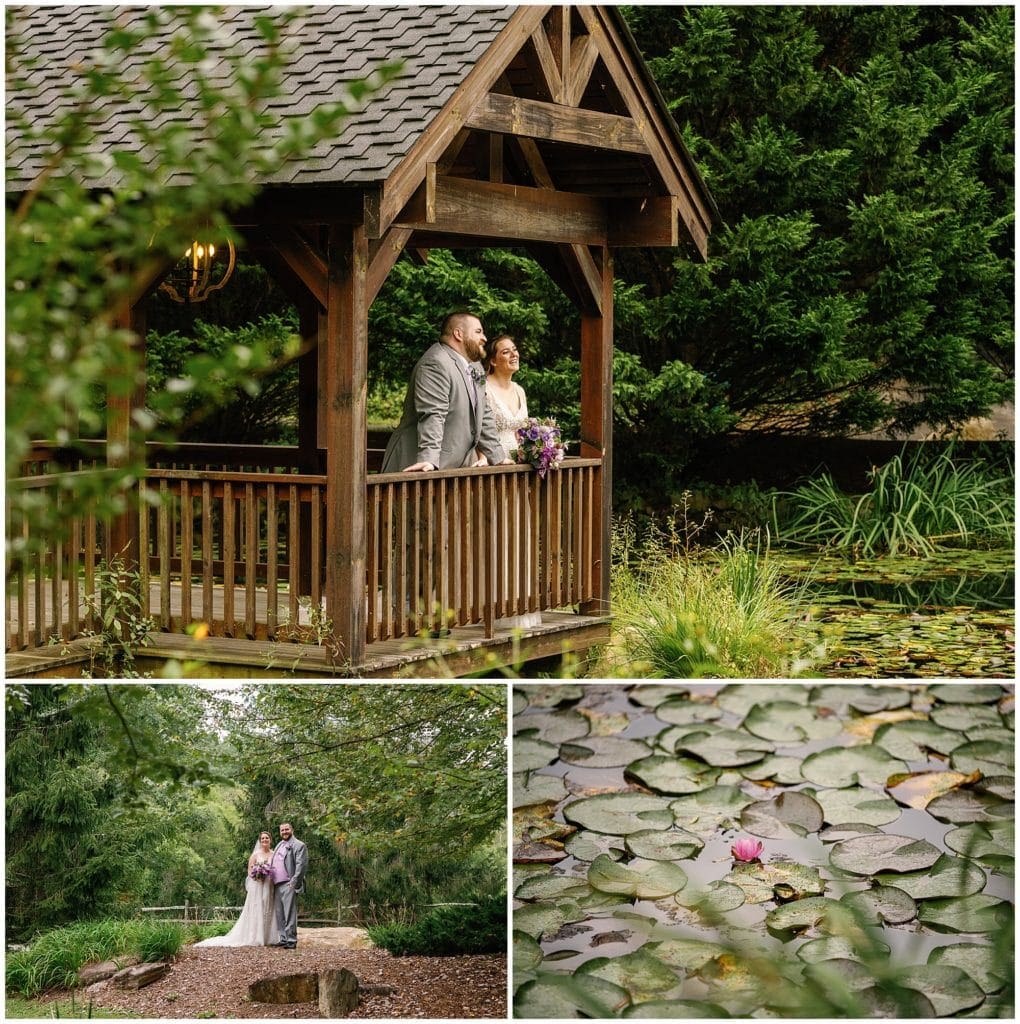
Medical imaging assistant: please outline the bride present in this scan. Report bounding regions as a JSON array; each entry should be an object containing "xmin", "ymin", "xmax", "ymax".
[{"xmin": 197, "ymin": 831, "xmax": 279, "ymax": 947}]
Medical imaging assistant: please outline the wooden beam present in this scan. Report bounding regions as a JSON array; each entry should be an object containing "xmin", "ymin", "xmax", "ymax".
[
  {"xmin": 529, "ymin": 24, "xmax": 562, "ymax": 101},
  {"xmin": 437, "ymin": 128, "xmax": 472, "ymax": 175},
  {"xmin": 366, "ymin": 225, "xmax": 412, "ymax": 305},
  {"xmin": 396, "ymin": 173, "xmax": 607, "ymax": 246},
  {"xmin": 267, "ymin": 226, "xmax": 327, "ymax": 308},
  {"xmin": 566, "ymin": 34, "xmax": 599, "ymax": 107},
  {"xmin": 608, "ymin": 196, "xmax": 680, "ymax": 247},
  {"xmin": 489, "ymin": 133, "xmax": 504, "ymax": 183},
  {"xmin": 466, "ymin": 92, "xmax": 649, "ymax": 155},
  {"xmin": 548, "ymin": 6, "xmax": 570, "ymax": 100},
  {"xmin": 378, "ymin": 5, "xmax": 550, "ymax": 235},
  {"xmin": 560, "ymin": 243, "xmax": 603, "ymax": 315},
  {"xmin": 576, "ymin": 6, "xmax": 712, "ymax": 259},
  {"xmin": 324, "ymin": 224, "xmax": 369, "ymax": 667},
  {"xmin": 579, "ymin": 244, "xmax": 613, "ymax": 614}
]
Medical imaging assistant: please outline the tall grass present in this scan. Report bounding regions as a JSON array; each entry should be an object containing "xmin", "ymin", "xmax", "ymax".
[
  {"xmin": 5, "ymin": 920, "xmax": 186, "ymax": 998},
  {"xmin": 776, "ymin": 447, "xmax": 1014, "ymax": 557},
  {"xmin": 604, "ymin": 512, "xmax": 818, "ymax": 678}
]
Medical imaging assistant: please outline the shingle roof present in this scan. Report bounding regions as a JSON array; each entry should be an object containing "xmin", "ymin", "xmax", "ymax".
[{"xmin": 5, "ymin": 5, "xmax": 515, "ymax": 193}]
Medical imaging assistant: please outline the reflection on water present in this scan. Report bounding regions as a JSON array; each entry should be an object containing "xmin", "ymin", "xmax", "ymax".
[{"xmin": 810, "ymin": 571, "xmax": 1015, "ymax": 612}]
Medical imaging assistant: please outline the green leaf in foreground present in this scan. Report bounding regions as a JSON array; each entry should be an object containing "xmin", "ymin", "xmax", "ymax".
[
  {"xmin": 892, "ymin": 964, "xmax": 986, "ymax": 1016},
  {"xmin": 514, "ymin": 736, "xmax": 560, "ymax": 772},
  {"xmin": 943, "ymin": 820, "xmax": 1014, "ymax": 871},
  {"xmin": 814, "ymin": 785, "xmax": 902, "ymax": 826},
  {"xmin": 625, "ymin": 827, "xmax": 703, "ymax": 861},
  {"xmin": 514, "ymin": 972, "xmax": 631, "ymax": 1018},
  {"xmin": 669, "ymin": 785, "xmax": 753, "ymax": 833},
  {"xmin": 724, "ymin": 859, "xmax": 826, "ymax": 905},
  {"xmin": 588, "ymin": 854, "xmax": 688, "ymax": 899},
  {"xmin": 625, "ymin": 754, "xmax": 721, "ymax": 794},
  {"xmin": 917, "ymin": 894, "xmax": 1013, "ymax": 933},
  {"xmin": 928, "ymin": 942, "xmax": 1010, "ymax": 994},
  {"xmin": 841, "ymin": 884, "xmax": 917, "ymax": 925},
  {"xmin": 743, "ymin": 700, "xmax": 842, "ymax": 743},
  {"xmin": 801, "ymin": 744, "xmax": 908, "ymax": 788},
  {"xmin": 874, "ymin": 853, "xmax": 986, "ymax": 899},
  {"xmin": 623, "ymin": 998, "xmax": 731, "ymax": 1017},
  {"xmin": 560, "ymin": 735, "xmax": 652, "ymax": 768},
  {"xmin": 563, "ymin": 792, "xmax": 674, "ymax": 836},
  {"xmin": 740, "ymin": 790, "xmax": 824, "ymax": 838},
  {"xmin": 513, "ymin": 772, "xmax": 567, "ymax": 809},
  {"xmin": 673, "ymin": 728, "xmax": 774, "ymax": 767},
  {"xmin": 764, "ymin": 896, "xmax": 846, "ymax": 934},
  {"xmin": 577, "ymin": 947, "xmax": 683, "ymax": 1002}
]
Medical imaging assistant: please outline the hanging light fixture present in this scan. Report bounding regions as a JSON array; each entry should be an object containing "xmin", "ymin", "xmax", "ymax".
[{"xmin": 158, "ymin": 236, "xmax": 236, "ymax": 303}]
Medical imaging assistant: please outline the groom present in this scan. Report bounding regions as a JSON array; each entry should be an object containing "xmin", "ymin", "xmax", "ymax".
[{"xmin": 270, "ymin": 821, "xmax": 307, "ymax": 949}]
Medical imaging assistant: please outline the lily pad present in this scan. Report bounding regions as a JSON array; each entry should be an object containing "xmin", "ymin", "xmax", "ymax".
[
  {"xmin": 514, "ymin": 973, "xmax": 632, "ymax": 1018},
  {"xmin": 622, "ymin": 999, "xmax": 730, "ymax": 1018},
  {"xmin": 654, "ymin": 699, "xmax": 724, "ymax": 726},
  {"xmin": 917, "ymin": 894, "xmax": 1013, "ymax": 933},
  {"xmin": 625, "ymin": 827, "xmax": 703, "ymax": 861},
  {"xmin": 739, "ymin": 754, "xmax": 806, "ymax": 784},
  {"xmin": 810, "ymin": 684, "xmax": 912, "ymax": 714},
  {"xmin": 563, "ymin": 830, "xmax": 625, "ymax": 863},
  {"xmin": 814, "ymin": 786, "xmax": 902, "ymax": 826},
  {"xmin": 764, "ymin": 896, "xmax": 846, "ymax": 934},
  {"xmin": 512, "ymin": 929, "xmax": 543, "ymax": 977},
  {"xmin": 588, "ymin": 855, "xmax": 688, "ymax": 899},
  {"xmin": 672, "ymin": 881, "xmax": 747, "ymax": 914},
  {"xmin": 873, "ymin": 719, "xmax": 964, "ymax": 760},
  {"xmin": 743, "ymin": 700, "xmax": 842, "ymax": 743},
  {"xmin": 517, "ymin": 684, "xmax": 584, "ymax": 708},
  {"xmin": 716, "ymin": 683, "xmax": 810, "ymax": 715},
  {"xmin": 930, "ymin": 684, "xmax": 1006, "ymax": 704},
  {"xmin": 624, "ymin": 754, "xmax": 721, "ymax": 795},
  {"xmin": 964, "ymin": 725, "xmax": 1015, "ymax": 746},
  {"xmin": 514, "ymin": 900, "xmax": 581, "ymax": 939},
  {"xmin": 673, "ymin": 728, "xmax": 775, "ymax": 767},
  {"xmin": 512, "ymin": 690, "xmax": 528, "ymax": 715},
  {"xmin": 796, "ymin": 934, "xmax": 890, "ymax": 964},
  {"xmin": 650, "ymin": 937, "xmax": 727, "ymax": 970},
  {"xmin": 564, "ymin": 792, "xmax": 674, "ymax": 836},
  {"xmin": 514, "ymin": 708, "xmax": 590, "ymax": 743},
  {"xmin": 950, "ymin": 740, "xmax": 1014, "ymax": 776},
  {"xmin": 875, "ymin": 854, "xmax": 987, "ymax": 899},
  {"xmin": 886, "ymin": 769, "xmax": 978, "ymax": 810},
  {"xmin": 724, "ymin": 859, "xmax": 826, "ymax": 904},
  {"xmin": 931, "ymin": 703, "xmax": 1002, "ymax": 731},
  {"xmin": 801, "ymin": 744, "xmax": 908, "ymax": 788},
  {"xmin": 577, "ymin": 947, "xmax": 683, "ymax": 1002},
  {"xmin": 893, "ymin": 964, "xmax": 986, "ymax": 1016},
  {"xmin": 515, "ymin": 872, "xmax": 592, "ymax": 901},
  {"xmin": 856, "ymin": 986, "xmax": 937, "ymax": 1017},
  {"xmin": 841, "ymin": 884, "xmax": 917, "ymax": 925},
  {"xmin": 943, "ymin": 820, "xmax": 1014, "ymax": 871},
  {"xmin": 560, "ymin": 735, "xmax": 652, "ymax": 768},
  {"xmin": 669, "ymin": 785, "xmax": 754, "ymax": 833},
  {"xmin": 629, "ymin": 685, "xmax": 691, "ymax": 707},
  {"xmin": 819, "ymin": 823, "xmax": 884, "ymax": 842},
  {"xmin": 928, "ymin": 942, "xmax": 1010, "ymax": 994},
  {"xmin": 829, "ymin": 834, "xmax": 941, "ymax": 874},
  {"xmin": 515, "ymin": 736, "xmax": 560, "ymax": 772},
  {"xmin": 513, "ymin": 772, "xmax": 567, "ymax": 808},
  {"xmin": 926, "ymin": 786, "xmax": 1013, "ymax": 823},
  {"xmin": 740, "ymin": 790, "xmax": 824, "ymax": 839}
]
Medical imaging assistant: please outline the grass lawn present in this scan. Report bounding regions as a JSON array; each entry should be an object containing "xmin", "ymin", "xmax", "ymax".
[{"xmin": 5, "ymin": 994, "xmax": 134, "ymax": 1018}]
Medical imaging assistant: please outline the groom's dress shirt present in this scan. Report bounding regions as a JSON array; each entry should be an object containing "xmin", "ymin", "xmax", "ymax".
[{"xmin": 270, "ymin": 843, "xmax": 291, "ymax": 884}]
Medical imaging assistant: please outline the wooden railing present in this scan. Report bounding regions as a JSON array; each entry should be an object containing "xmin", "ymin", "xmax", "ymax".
[
  {"xmin": 366, "ymin": 460, "xmax": 601, "ymax": 641},
  {"xmin": 7, "ymin": 458, "xmax": 602, "ymax": 654}
]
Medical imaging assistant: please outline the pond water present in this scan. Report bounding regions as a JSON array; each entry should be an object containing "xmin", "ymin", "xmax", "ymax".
[
  {"xmin": 513, "ymin": 683, "xmax": 1015, "ymax": 1018},
  {"xmin": 772, "ymin": 550, "xmax": 1015, "ymax": 678}
]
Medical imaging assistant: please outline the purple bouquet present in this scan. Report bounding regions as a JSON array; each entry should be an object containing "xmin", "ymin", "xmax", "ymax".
[
  {"xmin": 250, "ymin": 862, "xmax": 272, "ymax": 881},
  {"xmin": 514, "ymin": 417, "xmax": 566, "ymax": 479}
]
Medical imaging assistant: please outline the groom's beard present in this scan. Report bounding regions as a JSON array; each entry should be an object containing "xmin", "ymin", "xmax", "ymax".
[{"xmin": 464, "ymin": 339, "xmax": 485, "ymax": 363}]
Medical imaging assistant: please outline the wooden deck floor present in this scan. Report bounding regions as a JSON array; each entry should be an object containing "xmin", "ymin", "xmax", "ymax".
[{"xmin": 6, "ymin": 576, "xmax": 612, "ymax": 678}]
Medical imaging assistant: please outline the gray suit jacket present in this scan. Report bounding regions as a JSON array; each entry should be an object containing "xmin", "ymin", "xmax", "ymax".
[
  {"xmin": 277, "ymin": 837, "xmax": 307, "ymax": 894},
  {"xmin": 381, "ymin": 342, "xmax": 506, "ymax": 471}
]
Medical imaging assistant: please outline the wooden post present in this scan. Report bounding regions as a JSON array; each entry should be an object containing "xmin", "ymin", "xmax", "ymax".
[
  {"xmin": 297, "ymin": 299, "xmax": 319, "ymax": 594},
  {"xmin": 324, "ymin": 224, "xmax": 369, "ymax": 666},
  {"xmin": 579, "ymin": 245, "xmax": 612, "ymax": 614},
  {"xmin": 108, "ymin": 302, "xmax": 147, "ymax": 572}
]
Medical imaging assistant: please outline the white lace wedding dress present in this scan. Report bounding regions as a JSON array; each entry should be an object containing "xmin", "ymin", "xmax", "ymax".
[
  {"xmin": 486, "ymin": 384, "xmax": 542, "ymax": 630},
  {"xmin": 196, "ymin": 856, "xmax": 279, "ymax": 947}
]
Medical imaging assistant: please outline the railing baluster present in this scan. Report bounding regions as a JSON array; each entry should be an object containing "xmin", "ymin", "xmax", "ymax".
[
  {"xmin": 244, "ymin": 483, "xmax": 257, "ymax": 639},
  {"xmin": 396, "ymin": 481, "xmax": 409, "ymax": 639},
  {"xmin": 451, "ymin": 479, "xmax": 462, "ymax": 626},
  {"xmin": 380, "ymin": 483, "xmax": 393, "ymax": 641},
  {"xmin": 159, "ymin": 479, "xmax": 171, "ymax": 630},
  {"xmin": 288, "ymin": 485, "xmax": 299, "ymax": 630},
  {"xmin": 181, "ymin": 480, "xmax": 192, "ymax": 628},
  {"xmin": 84, "ymin": 506, "xmax": 97, "ymax": 633},
  {"xmin": 138, "ymin": 481, "xmax": 150, "ymax": 622},
  {"xmin": 266, "ymin": 483, "xmax": 278, "ymax": 638},
  {"xmin": 223, "ymin": 481, "xmax": 235, "ymax": 637},
  {"xmin": 51, "ymin": 493, "xmax": 63, "ymax": 642},
  {"xmin": 202, "ymin": 481, "xmax": 213, "ymax": 626},
  {"xmin": 310, "ymin": 485, "xmax": 322, "ymax": 611},
  {"xmin": 572, "ymin": 466, "xmax": 583, "ymax": 606},
  {"xmin": 69, "ymin": 511, "xmax": 81, "ymax": 638}
]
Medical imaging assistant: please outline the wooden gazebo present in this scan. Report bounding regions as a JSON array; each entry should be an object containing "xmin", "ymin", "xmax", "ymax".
[{"xmin": 6, "ymin": 5, "xmax": 717, "ymax": 677}]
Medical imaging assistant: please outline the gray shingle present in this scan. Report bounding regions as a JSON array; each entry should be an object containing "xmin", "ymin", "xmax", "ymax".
[{"xmin": 5, "ymin": 5, "xmax": 515, "ymax": 191}]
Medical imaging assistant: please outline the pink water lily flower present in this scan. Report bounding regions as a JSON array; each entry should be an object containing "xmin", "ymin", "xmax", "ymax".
[{"xmin": 731, "ymin": 837, "xmax": 764, "ymax": 862}]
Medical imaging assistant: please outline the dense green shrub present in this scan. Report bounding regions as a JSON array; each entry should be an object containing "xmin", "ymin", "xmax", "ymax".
[
  {"xmin": 367, "ymin": 894, "xmax": 506, "ymax": 956},
  {"xmin": 776, "ymin": 448, "xmax": 1015, "ymax": 556}
]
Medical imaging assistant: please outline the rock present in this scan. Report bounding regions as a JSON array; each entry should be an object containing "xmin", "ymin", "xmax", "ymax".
[
  {"xmin": 85, "ymin": 980, "xmax": 110, "ymax": 997},
  {"xmin": 80, "ymin": 959, "xmax": 128, "ymax": 985},
  {"xmin": 249, "ymin": 972, "xmax": 319, "ymax": 1004},
  {"xmin": 362, "ymin": 983, "xmax": 398, "ymax": 997},
  {"xmin": 296, "ymin": 926, "xmax": 374, "ymax": 949},
  {"xmin": 112, "ymin": 962, "xmax": 170, "ymax": 990},
  {"xmin": 318, "ymin": 968, "xmax": 359, "ymax": 1016}
]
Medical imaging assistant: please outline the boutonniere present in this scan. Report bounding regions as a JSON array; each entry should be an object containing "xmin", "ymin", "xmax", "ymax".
[{"xmin": 469, "ymin": 365, "xmax": 486, "ymax": 386}]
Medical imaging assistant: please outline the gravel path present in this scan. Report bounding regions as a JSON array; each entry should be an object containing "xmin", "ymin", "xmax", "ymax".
[{"xmin": 84, "ymin": 944, "xmax": 507, "ymax": 1019}]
